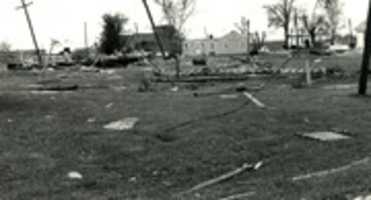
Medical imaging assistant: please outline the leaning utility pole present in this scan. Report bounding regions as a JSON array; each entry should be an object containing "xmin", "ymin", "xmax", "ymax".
[
  {"xmin": 17, "ymin": 0, "xmax": 43, "ymax": 66},
  {"xmin": 358, "ymin": 0, "xmax": 371, "ymax": 95},
  {"xmin": 246, "ymin": 19, "xmax": 250, "ymax": 60},
  {"xmin": 142, "ymin": 0, "xmax": 166, "ymax": 59}
]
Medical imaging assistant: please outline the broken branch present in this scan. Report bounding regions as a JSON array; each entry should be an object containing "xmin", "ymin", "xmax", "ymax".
[
  {"xmin": 219, "ymin": 192, "xmax": 256, "ymax": 200},
  {"xmin": 243, "ymin": 92, "xmax": 266, "ymax": 108},
  {"xmin": 292, "ymin": 157, "xmax": 370, "ymax": 181},
  {"xmin": 182, "ymin": 161, "xmax": 263, "ymax": 194}
]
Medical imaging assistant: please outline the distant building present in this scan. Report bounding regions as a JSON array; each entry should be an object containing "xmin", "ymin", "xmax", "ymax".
[
  {"xmin": 183, "ymin": 31, "xmax": 249, "ymax": 56},
  {"xmin": 122, "ymin": 25, "xmax": 182, "ymax": 56}
]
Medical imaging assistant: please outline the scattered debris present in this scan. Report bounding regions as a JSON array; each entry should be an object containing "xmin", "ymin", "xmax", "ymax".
[
  {"xmin": 104, "ymin": 117, "xmax": 139, "ymax": 131},
  {"xmin": 303, "ymin": 117, "xmax": 310, "ymax": 123},
  {"xmin": 111, "ymin": 86, "xmax": 127, "ymax": 92},
  {"xmin": 182, "ymin": 161, "xmax": 263, "ymax": 194},
  {"xmin": 30, "ymin": 91, "xmax": 59, "ymax": 95},
  {"xmin": 57, "ymin": 74, "xmax": 69, "ymax": 79},
  {"xmin": 236, "ymin": 83, "xmax": 265, "ymax": 92},
  {"xmin": 105, "ymin": 103, "xmax": 114, "ymax": 109},
  {"xmin": 323, "ymin": 84, "xmax": 358, "ymax": 90},
  {"xmin": 68, "ymin": 171, "xmax": 83, "ymax": 180},
  {"xmin": 162, "ymin": 181, "xmax": 173, "ymax": 187},
  {"xmin": 45, "ymin": 115, "xmax": 53, "ymax": 120},
  {"xmin": 219, "ymin": 192, "xmax": 256, "ymax": 200},
  {"xmin": 354, "ymin": 194, "xmax": 371, "ymax": 200},
  {"xmin": 107, "ymin": 75, "xmax": 123, "ymax": 80},
  {"xmin": 243, "ymin": 92, "xmax": 266, "ymax": 108},
  {"xmin": 292, "ymin": 157, "xmax": 370, "ymax": 182},
  {"xmin": 80, "ymin": 66, "xmax": 100, "ymax": 72},
  {"xmin": 87, "ymin": 118, "xmax": 96, "ymax": 123},
  {"xmin": 170, "ymin": 86, "xmax": 179, "ymax": 92},
  {"xmin": 299, "ymin": 131, "xmax": 351, "ymax": 142},
  {"xmin": 220, "ymin": 94, "xmax": 239, "ymax": 99},
  {"xmin": 100, "ymin": 69, "xmax": 116, "ymax": 75},
  {"xmin": 28, "ymin": 83, "xmax": 78, "ymax": 91},
  {"xmin": 129, "ymin": 177, "xmax": 137, "ymax": 183}
]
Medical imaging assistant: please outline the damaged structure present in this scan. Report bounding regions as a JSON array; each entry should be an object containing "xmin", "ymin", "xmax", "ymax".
[{"xmin": 183, "ymin": 31, "xmax": 249, "ymax": 56}]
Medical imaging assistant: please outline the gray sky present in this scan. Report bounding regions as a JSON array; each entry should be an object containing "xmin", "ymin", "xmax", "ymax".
[{"xmin": 0, "ymin": 0, "xmax": 369, "ymax": 50}]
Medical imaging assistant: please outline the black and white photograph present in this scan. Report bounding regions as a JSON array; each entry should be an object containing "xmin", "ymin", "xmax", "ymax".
[{"xmin": 1, "ymin": 0, "xmax": 371, "ymax": 199}]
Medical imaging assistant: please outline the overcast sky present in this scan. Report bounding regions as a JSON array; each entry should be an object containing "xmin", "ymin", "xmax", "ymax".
[{"xmin": 0, "ymin": 0, "xmax": 369, "ymax": 50}]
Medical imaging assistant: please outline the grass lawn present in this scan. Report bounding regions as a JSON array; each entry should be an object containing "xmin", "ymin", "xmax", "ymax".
[{"xmin": 1, "ymin": 57, "xmax": 371, "ymax": 200}]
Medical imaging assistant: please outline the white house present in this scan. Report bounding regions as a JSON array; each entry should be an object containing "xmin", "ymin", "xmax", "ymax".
[
  {"xmin": 183, "ymin": 31, "xmax": 249, "ymax": 56},
  {"xmin": 356, "ymin": 22, "xmax": 366, "ymax": 48}
]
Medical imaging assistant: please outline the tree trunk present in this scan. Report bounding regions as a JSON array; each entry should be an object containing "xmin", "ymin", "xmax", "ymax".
[
  {"xmin": 284, "ymin": 25, "xmax": 289, "ymax": 49},
  {"xmin": 330, "ymin": 29, "xmax": 336, "ymax": 45},
  {"xmin": 310, "ymin": 30, "xmax": 316, "ymax": 47},
  {"xmin": 175, "ymin": 54, "xmax": 181, "ymax": 79},
  {"xmin": 358, "ymin": 0, "xmax": 371, "ymax": 95}
]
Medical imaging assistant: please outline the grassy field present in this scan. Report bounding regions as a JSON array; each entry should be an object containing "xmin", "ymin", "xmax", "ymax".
[{"xmin": 1, "ymin": 54, "xmax": 371, "ymax": 200}]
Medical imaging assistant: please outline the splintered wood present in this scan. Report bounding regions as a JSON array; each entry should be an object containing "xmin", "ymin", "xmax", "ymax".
[
  {"xmin": 300, "ymin": 132, "xmax": 351, "ymax": 142},
  {"xmin": 219, "ymin": 192, "xmax": 256, "ymax": 200},
  {"xmin": 292, "ymin": 157, "xmax": 370, "ymax": 181},
  {"xmin": 183, "ymin": 161, "xmax": 263, "ymax": 194},
  {"xmin": 243, "ymin": 92, "xmax": 266, "ymax": 108}
]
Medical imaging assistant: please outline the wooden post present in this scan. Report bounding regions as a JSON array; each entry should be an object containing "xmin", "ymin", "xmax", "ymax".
[
  {"xmin": 305, "ymin": 60, "xmax": 312, "ymax": 86},
  {"xmin": 142, "ymin": 0, "xmax": 166, "ymax": 59},
  {"xmin": 246, "ymin": 20, "xmax": 250, "ymax": 60},
  {"xmin": 17, "ymin": 0, "xmax": 43, "ymax": 67},
  {"xmin": 359, "ymin": 0, "xmax": 371, "ymax": 95}
]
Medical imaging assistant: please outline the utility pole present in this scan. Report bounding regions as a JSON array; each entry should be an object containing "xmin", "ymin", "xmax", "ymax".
[
  {"xmin": 84, "ymin": 22, "xmax": 89, "ymax": 49},
  {"xmin": 246, "ymin": 19, "xmax": 250, "ymax": 60},
  {"xmin": 17, "ymin": 0, "xmax": 43, "ymax": 66},
  {"xmin": 359, "ymin": 0, "xmax": 371, "ymax": 95},
  {"xmin": 142, "ymin": 0, "xmax": 166, "ymax": 59}
]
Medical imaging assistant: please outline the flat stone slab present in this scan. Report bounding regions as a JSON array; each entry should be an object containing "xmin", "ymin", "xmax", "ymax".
[
  {"xmin": 300, "ymin": 132, "xmax": 351, "ymax": 141},
  {"xmin": 104, "ymin": 117, "xmax": 139, "ymax": 131}
]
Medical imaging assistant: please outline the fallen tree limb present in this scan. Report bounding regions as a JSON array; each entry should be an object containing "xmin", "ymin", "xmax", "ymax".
[
  {"xmin": 292, "ymin": 157, "xmax": 370, "ymax": 182},
  {"xmin": 27, "ymin": 83, "xmax": 79, "ymax": 91},
  {"xmin": 243, "ymin": 92, "xmax": 266, "ymax": 108},
  {"xmin": 154, "ymin": 74, "xmax": 266, "ymax": 83},
  {"xmin": 182, "ymin": 161, "xmax": 263, "ymax": 194},
  {"xmin": 219, "ymin": 192, "xmax": 256, "ymax": 200}
]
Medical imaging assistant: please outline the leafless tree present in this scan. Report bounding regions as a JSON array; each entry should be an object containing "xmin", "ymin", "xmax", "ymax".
[
  {"xmin": 0, "ymin": 41, "xmax": 11, "ymax": 52},
  {"xmin": 301, "ymin": 13, "xmax": 327, "ymax": 47},
  {"xmin": 264, "ymin": 0, "xmax": 296, "ymax": 49},
  {"xmin": 153, "ymin": 0, "xmax": 196, "ymax": 78},
  {"xmin": 154, "ymin": 0, "xmax": 195, "ymax": 34},
  {"xmin": 251, "ymin": 31, "xmax": 266, "ymax": 55},
  {"xmin": 234, "ymin": 17, "xmax": 250, "ymax": 60},
  {"xmin": 319, "ymin": 0, "xmax": 344, "ymax": 44}
]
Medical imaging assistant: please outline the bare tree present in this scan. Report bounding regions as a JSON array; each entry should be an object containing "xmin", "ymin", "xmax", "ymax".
[
  {"xmin": 235, "ymin": 17, "xmax": 250, "ymax": 60},
  {"xmin": 319, "ymin": 0, "xmax": 344, "ymax": 44},
  {"xmin": 0, "ymin": 41, "xmax": 11, "ymax": 52},
  {"xmin": 264, "ymin": 0, "xmax": 296, "ymax": 49},
  {"xmin": 301, "ymin": 13, "xmax": 327, "ymax": 47},
  {"xmin": 154, "ymin": 0, "xmax": 196, "ymax": 78},
  {"xmin": 154, "ymin": 0, "xmax": 195, "ymax": 34}
]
